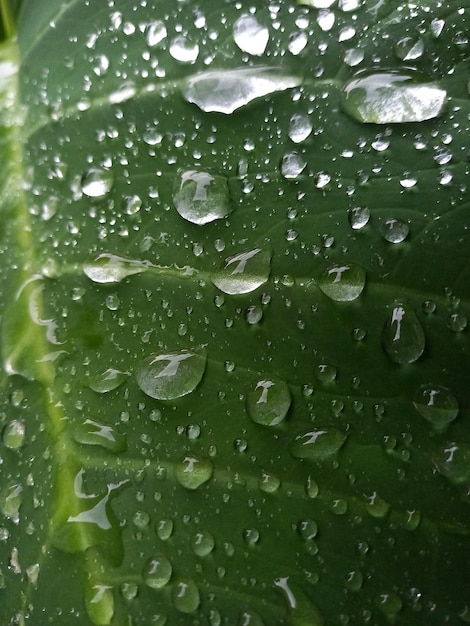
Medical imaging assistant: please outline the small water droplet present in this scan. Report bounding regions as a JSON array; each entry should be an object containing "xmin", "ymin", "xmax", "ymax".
[
  {"xmin": 281, "ymin": 151, "xmax": 306, "ymax": 179},
  {"xmin": 175, "ymin": 455, "xmax": 213, "ymax": 490},
  {"xmin": 349, "ymin": 206, "xmax": 370, "ymax": 230},
  {"xmin": 243, "ymin": 527, "xmax": 260, "ymax": 546},
  {"xmin": 315, "ymin": 363, "xmax": 337, "ymax": 384},
  {"xmin": 156, "ymin": 518, "xmax": 174, "ymax": 541},
  {"xmin": 413, "ymin": 384, "xmax": 459, "ymax": 432},
  {"xmin": 211, "ymin": 247, "xmax": 271, "ymax": 295},
  {"xmin": 169, "ymin": 36, "xmax": 199, "ymax": 63},
  {"xmin": 143, "ymin": 555, "xmax": 172, "ymax": 589},
  {"xmin": 172, "ymin": 578, "xmax": 200, "ymax": 613},
  {"xmin": 135, "ymin": 349, "xmax": 206, "ymax": 400},
  {"xmin": 448, "ymin": 312, "xmax": 467, "ymax": 332},
  {"xmin": 233, "ymin": 14, "xmax": 269, "ymax": 56},
  {"xmin": 297, "ymin": 519, "xmax": 318, "ymax": 540},
  {"xmin": 382, "ymin": 303, "xmax": 425, "ymax": 364},
  {"xmin": 288, "ymin": 113, "xmax": 313, "ymax": 143},
  {"xmin": 146, "ymin": 20, "xmax": 167, "ymax": 47},
  {"xmin": 173, "ymin": 169, "xmax": 231, "ymax": 225},
  {"xmin": 88, "ymin": 368, "xmax": 129, "ymax": 393},
  {"xmin": 84, "ymin": 253, "xmax": 150, "ymax": 284},
  {"xmin": 81, "ymin": 168, "xmax": 114, "ymax": 199},
  {"xmin": 124, "ymin": 194, "xmax": 142, "ymax": 215},
  {"xmin": 341, "ymin": 69, "xmax": 447, "ymax": 124},
  {"xmin": 120, "ymin": 581, "xmax": 138, "ymax": 602},
  {"xmin": 246, "ymin": 377, "xmax": 291, "ymax": 426},
  {"xmin": 191, "ymin": 530, "xmax": 215, "ymax": 557},
  {"xmin": 379, "ymin": 218, "xmax": 409, "ymax": 244},
  {"xmin": 73, "ymin": 419, "xmax": 127, "ymax": 453},
  {"xmin": 182, "ymin": 67, "xmax": 301, "ymax": 114},
  {"xmin": 365, "ymin": 492, "xmax": 390, "ymax": 518},
  {"xmin": 2, "ymin": 420, "xmax": 25, "ymax": 449},
  {"xmin": 433, "ymin": 442, "xmax": 470, "ymax": 485},
  {"xmin": 317, "ymin": 263, "xmax": 366, "ymax": 302},
  {"xmin": 290, "ymin": 429, "xmax": 347, "ymax": 461}
]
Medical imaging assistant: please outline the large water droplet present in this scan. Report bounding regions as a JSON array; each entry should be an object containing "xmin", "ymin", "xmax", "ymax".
[
  {"xmin": 173, "ymin": 169, "xmax": 232, "ymax": 225},
  {"xmin": 172, "ymin": 578, "xmax": 200, "ymax": 613},
  {"xmin": 365, "ymin": 492, "xmax": 390, "ymax": 518},
  {"xmin": 143, "ymin": 555, "xmax": 172, "ymax": 589},
  {"xmin": 88, "ymin": 368, "xmax": 129, "ymax": 393},
  {"xmin": 191, "ymin": 530, "xmax": 215, "ymax": 557},
  {"xmin": 84, "ymin": 253, "xmax": 150, "ymax": 284},
  {"xmin": 281, "ymin": 151, "xmax": 306, "ymax": 179},
  {"xmin": 290, "ymin": 429, "xmax": 347, "ymax": 461},
  {"xmin": 246, "ymin": 377, "xmax": 291, "ymax": 426},
  {"xmin": 73, "ymin": 419, "xmax": 127, "ymax": 453},
  {"xmin": 175, "ymin": 455, "xmax": 213, "ymax": 490},
  {"xmin": 379, "ymin": 218, "xmax": 409, "ymax": 244},
  {"xmin": 382, "ymin": 303, "xmax": 425, "ymax": 364},
  {"xmin": 317, "ymin": 263, "xmax": 366, "ymax": 302},
  {"xmin": 169, "ymin": 36, "xmax": 199, "ymax": 63},
  {"xmin": 85, "ymin": 582, "xmax": 114, "ymax": 626},
  {"xmin": 341, "ymin": 69, "xmax": 447, "ymax": 123},
  {"xmin": 146, "ymin": 20, "xmax": 167, "ymax": 47},
  {"xmin": 433, "ymin": 443, "xmax": 470, "ymax": 485},
  {"xmin": 81, "ymin": 168, "xmax": 114, "ymax": 199},
  {"xmin": 182, "ymin": 67, "xmax": 301, "ymax": 114},
  {"xmin": 349, "ymin": 206, "xmax": 370, "ymax": 230},
  {"xmin": 413, "ymin": 384, "xmax": 459, "ymax": 432},
  {"xmin": 288, "ymin": 113, "xmax": 313, "ymax": 143},
  {"xmin": 135, "ymin": 349, "xmax": 206, "ymax": 400},
  {"xmin": 211, "ymin": 247, "xmax": 271, "ymax": 295},
  {"xmin": 2, "ymin": 420, "xmax": 25, "ymax": 449},
  {"xmin": 233, "ymin": 15, "xmax": 269, "ymax": 56}
]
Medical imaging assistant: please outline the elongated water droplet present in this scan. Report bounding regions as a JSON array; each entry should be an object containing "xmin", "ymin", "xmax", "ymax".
[
  {"xmin": 175, "ymin": 455, "xmax": 213, "ymax": 490},
  {"xmin": 211, "ymin": 247, "xmax": 271, "ymax": 295},
  {"xmin": 81, "ymin": 168, "xmax": 114, "ymax": 198},
  {"xmin": 73, "ymin": 419, "xmax": 127, "ymax": 453},
  {"xmin": 317, "ymin": 263, "xmax": 366, "ymax": 302},
  {"xmin": 0, "ymin": 483, "xmax": 23, "ymax": 520},
  {"xmin": 173, "ymin": 169, "xmax": 231, "ymax": 225},
  {"xmin": 156, "ymin": 518, "xmax": 174, "ymax": 541},
  {"xmin": 382, "ymin": 303, "xmax": 425, "ymax": 364},
  {"xmin": 88, "ymin": 368, "xmax": 129, "ymax": 393},
  {"xmin": 146, "ymin": 20, "xmax": 167, "ymax": 47},
  {"xmin": 433, "ymin": 442, "xmax": 470, "ymax": 485},
  {"xmin": 85, "ymin": 582, "xmax": 114, "ymax": 626},
  {"xmin": 246, "ymin": 377, "xmax": 291, "ymax": 426},
  {"xmin": 349, "ymin": 206, "xmax": 370, "ymax": 230},
  {"xmin": 135, "ymin": 349, "xmax": 206, "ymax": 400},
  {"xmin": 341, "ymin": 69, "xmax": 447, "ymax": 123},
  {"xmin": 191, "ymin": 530, "xmax": 215, "ymax": 557},
  {"xmin": 233, "ymin": 15, "xmax": 269, "ymax": 56},
  {"xmin": 2, "ymin": 420, "xmax": 25, "ymax": 449},
  {"xmin": 84, "ymin": 253, "xmax": 150, "ymax": 284},
  {"xmin": 413, "ymin": 384, "xmax": 459, "ymax": 432},
  {"xmin": 143, "ymin": 555, "xmax": 172, "ymax": 589},
  {"xmin": 182, "ymin": 67, "xmax": 301, "ymax": 114},
  {"xmin": 172, "ymin": 578, "xmax": 200, "ymax": 613},
  {"xmin": 290, "ymin": 429, "xmax": 347, "ymax": 461}
]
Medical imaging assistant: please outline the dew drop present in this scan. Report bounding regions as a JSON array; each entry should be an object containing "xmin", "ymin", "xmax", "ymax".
[
  {"xmin": 345, "ymin": 569, "xmax": 363, "ymax": 592},
  {"xmin": 290, "ymin": 429, "xmax": 347, "ymax": 461},
  {"xmin": 413, "ymin": 384, "xmax": 459, "ymax": 431},
  {"xmin": 288, "ymin": 113, "xmax": 313, "ymax": 143},
  {"xmin": 124, "ymin": 194, "xmax": 142, "ymax": 215},
  {"xmin": 73, "ymin": 419, "xmax": 127, "ymax": 453},
  {"xmin": 81, "ymin": 168, "xmax": 114, "ymax": 199},
  {"xmin": 258, "ymin": 472, "xmax": 281, "ymax": 493},
  {"xmin": 365, "ymin": 492, "xmax": 390, "ymax": 518},
  {"xmin": 143, "ymin": 555, "xmax": 172, "ymax": 589},
  {"xmin": 349, "ymin": 206, "xmax": 370, "ymax": 229},
  {"xmin": 379, "ymin": 218, "xmax": 409, "ymax": 244},
  {"xmin": 281, "ymin": 151, "xmax": 306, "ymax": 179},
  {"xmin": 85, "ymin": 582, "xmax": 114, "ymax": 626},
  {"xmin": 297, "ymin": 519, "xmax": 318, "ymax": 540},
  {"xmin": 448, "ymin": 312, "xmax": 467, "ymax": 332},
  {"xmin": 191, "ymin": 530, "xmax": 215, "ymax": 557},
  {"xmin": 0, "ymin": 483, "xmax": 23, "ymax": 520},
  {"xmin": 172, "ymin": 578, "xmax": 200, "ymax": 614},
  {"xmin": 174, "ymin": 455, "xmax": 213, "ymax": 490},
  {"xmin": 245, "ymin": 305, "xmax": 263, "ymax": 325},
  {"xmin": 84, "ymin": 253, "xmax": 150, "ymax": 284},
  {"xmin": 382, "ymin": 303, "xmax": 425, "ymax": 364},
  {"xmin": 433, "ymin": 442, "xmax": 470, "ymax": 485},
  {"xmin": 156, "ymin": 518, "xmax": 174, "ymax": 541},
  {"xmin": 246, "ymin": 377, "xmax": 291, "ymax": 426},
  {"xmin": 376, "ymin": 592, "xmax": 402, "ymax": 617},
  {"xmin": 169, "ymin": 36, "xmax": 199, "ymax": 63},
  {"xmin": 173, "ymin": 169, "xmax": 231, "ymax": 225},
  {"xmin": 120, "ymin": 581, "xmax": 138, "ymax": 602},
  {"xmin": 182, "ymin": 67, "xmax": 301, "ymax": 114},
  {"xmin": 146, "ymin": 20, "xmax": 167, "ymax": 47},
  {"xmin": 288, "ymin": 31, "xmax": 308, "ymax": 55},
  {"xmin": 317, "ymin": 263, "xmax": 366, "ymax": 302},
  {"xmin": 233, "ymin": 15, "xmax": 269, "ymax": 56},
  {"xmin": 315, "ymin": 363, "xmax": 337, "ymax": 384},
  {"xmin": 135, "ymin": 349, "xmax": 206, "ymax": 400},
  {"xmin": 2, "ymin": 420, "xmax": 25, "ymax": 449},
  {"xmin": 211, "ymin": 247, "xmax": 271, "ymax": 295},
  {"xmin": 88, "ymin": 368, "xmax": 129, "ymax": 393},
  {"xmin": 395, "ymin": 37, "xmax": 424, "ymax": 61},
  {"xmin": 341, "ymin": 69, "xmax": 447, "ymax": 124}
]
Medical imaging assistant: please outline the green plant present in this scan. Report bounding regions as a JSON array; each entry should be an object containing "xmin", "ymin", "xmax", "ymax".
[{"xmin": 0, "ymin": 0, "xmax": 469, "ymax": 624}]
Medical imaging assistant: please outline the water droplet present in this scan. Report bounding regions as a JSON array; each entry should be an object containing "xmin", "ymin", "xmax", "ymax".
[
  {"xmin": 297, "ymin": 519, "xmax": 318, "ymax": 540},
  {"xmin": 175, "ymin": 455, "xmax": 213, "ymax": 490},
  {"xmin": 0, "ymin": 483, "xmax": 23, "ymax": 521},
  {"xmin": 243, "ymin": 527, "xmax": 260, "ymax": 546},
  {"xmin": 379, "ymin": 218, "xmax": 409, "ymax": 244},
  {"xmin": 191, "ymin": 530, "xmax": 215, "ymax": 557},
  {"xmin": 169, "ymin": 36, "xmax": 199, "ymax": 63},
  {"xmin": 290, "ymin": 429, "xmax": 347, "ymax": 461},
  {"xmin": 172, "ymin": 578, "xmax": 200, "ymax": 613},
  {"xmin": 156, "ymin": 518, "xmax": 174, "ymax": 541},
  {"xmin": 2, "ymin": 420, "xmax": 25, "ymax": 449},
  {"xmin": 349, "ymin": 206, "xmax": 370, "ymax": 230},
  {"xmin": 365, "ymin": 492, "xmax": 390, "ymax": 518},
  {"xmin": 135, "ymin": 350, "xmax": 206, "ymax": 400},
  {"xmin": 258, "ymin": 472, "xmax": 281, "ymax": 493},
  {"xmin": 402, "ymin": 509, "xmax": 421, "ymax": 531},
  {"xmin": 315, "ymin": 363, "xmax": 337, "ymax": 384},
  {"xmin": 448, "ymin": 312, "xmax": 467, "ymax": 332},
  {"xmin": 173, "ymin": 169, "xmax": 231, "ymax": 225},
  {"xmin": 306, "ymin": 475, "xmax": 319, "ymax": 498},
  {"xmin": 382, "ymin": 303, "xmax": 425, "ymax": 364},
  {"xmin": 376, "ymin": 592, "xmax": 402, "ymax": 617},
  {"xmin": 88, "ymin": 368, "xmax": 129, "ymax": 393},
  {"xmin": 233, "ymin": 15, "xmax": 269, "ymax": 56},
  {"xmin": 81, "ymin": 168, "xmax": 114, "ymax": 199},
  {"xmin": 413, "ymin": 384, "xmax": 459, "ymax": 432},
  {"xmin": 124, "ymin": 194, "xmax": 142, "ymax": 215},
  {"xmin": 245, "ymin": 305, "xmax": 263, "ymax": 325},
  {"xmin": 246, "ymin": 377, "xmax": 291, "ymax": 426},
  {"xmin": 433, "ymin": 442, "xmax": 470, "ymax": 485},
  {"xmin": 395, "ymin": 37, "xmax": 424, "ymax": 60},
  {"xmin": 345, "ymin": 569, "xmax": 363, "ymax": 592},
  {"xmin": 341, "ymin": 69, "xmax": 447, "ymax": 124},
  {"xmin": 211, "ymin": 247, "xmax": 271, "ymax": 295},
  {"xmin": 288, "ymin": 113, "xmax": 313, "ymax": 143},
  {"xmin": 143, "ymin": 555, "xmax": 172, "ymax": 589},
  {"xmin": 182, "ymin": 67, "xmax": 301, "ymax": 114},
  {"xmin": 84, "ymin": 253, "xmax": 150, "ymax": 284},
  {"xmin": 317, "ymin": 263, "xmax": 366, "ymax": 302},
  {"xmin": 85, "ymin": 583, "xmax": 114, "ymax": 626},
  {"xmin": 288, "ymin": 32, "xmax": 308, "ymax": 55},
  {"xmin": 73, "ymin": 419, "xmax": 127, "ymax": 453},
  {"xmin": 146, "ymin": 20, "xmax": 167, "ymax": 47},
  {"xmin": 120, "ymin": 581, "xmax": 138, "ymax": 602},
  {"xmin": 281, "ymin": 151, "xmax": 306, "ymax": 179}
]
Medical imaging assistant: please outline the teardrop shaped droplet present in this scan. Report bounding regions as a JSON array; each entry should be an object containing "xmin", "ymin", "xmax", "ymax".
[
  {"xmin": 382, "ymin": 303, "xmax": 425, "ymax": 364},
  {"xmin": 175, "ymin": 455, "xmax": 213, "ymax": 490},
  {"xmin": 172, "ymin": 578, "xmax": 200, "ymax": 613},
  {"xmin": 181, "ymin": 67, "xmax": 301, "ymax": 114},
  {"xmin": 211, "ymin": 248, "xmax": 271, "ymax": 295},
  {"xmin": 317, "ymin": 263, "xmax": 366, "ymax": 302},
  {"xmin": 84, "ymin": 253, "xmax": 151, "ymax": 284},
  {"xmin": 233, "ymin": 14, "xmax": 269, "ymax": 56},
  {"xmin": 173, "ymin": 169, "xmax": 232, "ymax": 225},
  {"xmin": 73, "ymin": 419, "xmax": 127, "ymax": 453},
  {"xmin": 341, "ymin": 68, "xmax": 447, "ymax": 124},
  {"xmin": 143, "ymin": 555, "xmax": 172, "ymax": 589},
  {"xmin": 81, "ymin": 168, "xmax": 114, "ymax": 198},
  {"xmin": 88, "ymin": 368, "xmax": 129, "ymax": 393},
  {"xmin": 246, "ymin": 377, "xmax": 291, "ymax": 426},
  {"xmin": 0, "ymin": 483, "xmax": 23, "ymax": 520},
  {"xmin": 135, "ymin": 349, "xmax": 206, "ymax": 400},
  {"xmin": 413, "ymin": 384, "xmax": 459, "ymax": 431},
  {"xmin": 191, "ymin": 530, "xmax": 215, "ymax": 557},
  {"xmin": 433, "ymin": 442, "xmax": 470, "ymax": 485},
  {"xmin": 290, "ymin": 429, "xmax": 347, "ymax": 461}
]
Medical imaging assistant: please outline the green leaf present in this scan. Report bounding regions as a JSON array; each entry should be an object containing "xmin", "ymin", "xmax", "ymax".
[{"xmin": 0, "ymin": 1, "xmax": 469, "ymax": 625}]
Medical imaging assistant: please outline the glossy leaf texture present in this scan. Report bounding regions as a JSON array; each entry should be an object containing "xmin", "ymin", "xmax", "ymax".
[{"xmin": 0, "ymin": 1, "xmax": 469, "ymax": 625}]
